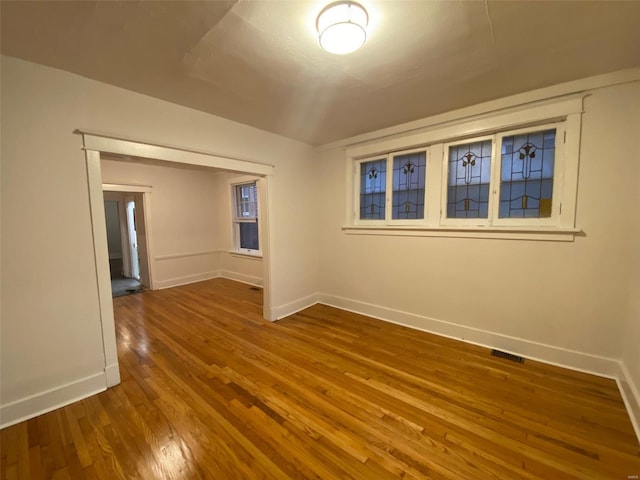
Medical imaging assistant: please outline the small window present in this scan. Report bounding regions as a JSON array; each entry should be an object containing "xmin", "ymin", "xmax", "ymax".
[
  {"xmin": 446, "ymin": 138, "xmax": 492, "ymax": 220},
  {"xmin": 392, "ymin": 151, "xmax": 426, "ymax": 220},
  {"xmin": 498, "ymin": 128, "xmax": 556, "ymax": 219},
  {"xmin": 359, "ymin": 158, "xmax": 386, "ymax": 220},
  {"xmin": 357, "ymin": 150, "xmax": 427, "ymax": 223},
  {"xmin": 233, "ymin": 182, "xmax": 259, "ymax": 253},
  {"xmin": 441, "ymin": 125, "xmax": 562, "ymax": 226}
]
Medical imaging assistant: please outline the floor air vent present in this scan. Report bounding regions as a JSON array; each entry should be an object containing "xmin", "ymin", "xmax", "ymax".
[{"xmin": 491, "ymin": 349, "xmax": 524, "ymax": 363}]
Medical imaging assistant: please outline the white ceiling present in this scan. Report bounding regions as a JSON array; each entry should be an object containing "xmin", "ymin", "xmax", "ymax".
[{"xmin": 2, "ymin": 1, "xmax": 639, "ymax": 146}]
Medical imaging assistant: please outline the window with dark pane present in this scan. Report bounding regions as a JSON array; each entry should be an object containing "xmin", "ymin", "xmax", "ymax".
[
  {"xmin": 447, "ymin": 140, "xmax": 492, "ymax": 218},
  {"xmin": 359, "ymin": 159, "xmax": 386, "ymax": 220},
  {"xmin": 499, "ymin": 129, "xmax": 555, "ymax": 218},
  {"xmin": 392, "ymin": 152, "xmax": 426, "ymax": 219},
  {"xmin": 238, "ymin": 222, "xmax": 259, "ymax": 250}
]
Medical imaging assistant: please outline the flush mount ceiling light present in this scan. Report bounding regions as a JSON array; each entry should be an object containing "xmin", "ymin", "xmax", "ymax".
[{"xmin": 316, "ymin": 1, "xmax": 369, "ymax": 55}]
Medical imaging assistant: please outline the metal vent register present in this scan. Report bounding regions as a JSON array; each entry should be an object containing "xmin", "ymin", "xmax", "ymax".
[{"xmin": 491, "ymin": 349, "xmax": 525, "ymax": 363}]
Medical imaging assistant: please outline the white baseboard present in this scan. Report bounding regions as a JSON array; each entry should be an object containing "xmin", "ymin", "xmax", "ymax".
[
  {"xmin": 155, "ymin": 270, "xmax": 221, "ymax": 290},
  {"xmin": 0, "ymin": 372, "xmax": 107, "ymax": 429},
  {"xmin": 317, "ymin": 293, "xmax": 619, "ymax": 379},
  {"xmin": 104, "ymin": 362, "xmax": 121, "ymax": 388},
  {"xmin": 616, "ymin": 361, "xmax": 640, "ymax": 443},
  {"xmin": 155, "ymin": 270, "xmax": 263, "ymax": 290},
  {"xmin": 272, "ymin": 293, "xmax": 319, "ymax": 321},
  {"xmin": 317, "ymin": 293, "xmax": 640, "ymax": 440},
  {"xmin": 219, "ymin": 270, "xmax": 262, "ymax": 287}
]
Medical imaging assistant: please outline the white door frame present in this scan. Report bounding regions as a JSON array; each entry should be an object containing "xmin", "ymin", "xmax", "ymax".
[{"xmin": 81, "ymin": 131, "xmax": 275, "ymax": 389}]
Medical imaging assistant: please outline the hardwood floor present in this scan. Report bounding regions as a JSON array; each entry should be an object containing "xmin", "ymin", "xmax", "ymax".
[{"xmin": 2, "ymin": 278, "xmax": 639, "ymax": 479}]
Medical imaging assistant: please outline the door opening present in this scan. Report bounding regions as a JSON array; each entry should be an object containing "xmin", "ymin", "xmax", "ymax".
[
  {"xmin": 103, "ymin": 191, "xmax": 145, "ymax": 297},
  {"xmin": 82, "ymin": 131, "xmax": 274, "ymax": 389}
]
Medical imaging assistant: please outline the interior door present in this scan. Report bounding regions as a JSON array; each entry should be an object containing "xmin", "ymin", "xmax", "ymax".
[
  {"xmin": 133, "ymin": 193, "xmax": 150, "ymax": 289},
  {"xmin": 125, "ymin": 195, "xmax": 140, "ymax": 280}
]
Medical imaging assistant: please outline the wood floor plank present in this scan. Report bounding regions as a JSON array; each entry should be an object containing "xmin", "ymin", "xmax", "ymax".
[{"xmin": 1, "ymin": 278, "xmax": 639, "ymax": 479}]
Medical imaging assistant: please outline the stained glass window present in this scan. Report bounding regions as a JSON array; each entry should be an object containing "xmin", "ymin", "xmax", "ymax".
[
  {"xmin": 499, "ymin": 129, "xmax": 555, "ymax": 218},
  {"xmin": 447, "ymin": 140, "xmax": 492, "ymax": 218},
  {"xmin": 359, "ymin": 159, "xmax": 387, "ymax": 220},
  {"xmin": 392, "ymin": 152, "xmax": 426, "ymax": 220}
]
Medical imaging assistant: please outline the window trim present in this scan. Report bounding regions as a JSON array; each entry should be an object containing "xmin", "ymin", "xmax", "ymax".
[
  {"xmin": 342, "ymin": 224, "xmax": 581, "ymax": 242},
  {"xmin": 344, "ymin": 95, "xmax": 584, "ymax": 241},
  {"xmin": 230, "ymin": 178, "xmax": 261, "ymax": 256}
]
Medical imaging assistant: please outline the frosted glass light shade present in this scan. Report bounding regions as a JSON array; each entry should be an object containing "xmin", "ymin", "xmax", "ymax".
[{"xmin": 316, "ymin": 1, "xmax": 368, "ymax": 55}]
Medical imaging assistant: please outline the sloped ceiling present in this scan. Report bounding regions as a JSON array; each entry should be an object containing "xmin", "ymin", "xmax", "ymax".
[{"xmin": 2, "ymin": 1, "xmax": 639, "ymax": 145}]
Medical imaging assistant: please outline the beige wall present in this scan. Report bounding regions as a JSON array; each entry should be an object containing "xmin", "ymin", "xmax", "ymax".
[
  {"xmin": 622, "ymin": 109, "xmax": 640, "ymax": 429},
  {"xmin": 623, "ymin": 231, "xmax": 640, "ymax": 433},
  {"xmin": 317, "ymin": 81, "xmax": 639, "ymax": 362},
  {"xmin": 101, "ymin": 159, "xmax": 219, "ymax": 288},
  {"xmin": 0, "ymin": 56, "xmax": 319, "ymax": 414}
]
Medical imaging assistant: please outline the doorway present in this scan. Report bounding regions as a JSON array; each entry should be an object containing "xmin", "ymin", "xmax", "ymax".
[
  {"xmin": 103, "ymin": 185, "xmax": 153, "ymax": 300},
  {"xmin": 103, "ymin": 192, "xmax": 145, "ymax": 297},
  {"xmin": 82, "ymin": 131, "xmax": 274, "ymax": 389}
]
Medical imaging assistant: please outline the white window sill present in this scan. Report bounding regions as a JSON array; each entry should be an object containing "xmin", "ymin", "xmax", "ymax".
[
  {"xmin": 342, "ymin": 225, "xmax": 582, "ymax": 241},
  {"xmin": 229, "ymin": 250, "xmax": 263, "ymax": 259}
]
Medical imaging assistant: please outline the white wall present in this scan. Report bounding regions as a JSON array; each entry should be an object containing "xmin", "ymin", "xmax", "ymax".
[
  {"xmin": 0, "ymin": 55, "xmax": 319, "ymax": 424},
  {"xmin": 317, "ymin": 81, "xmax": 640, "ymax": 371},
  {"xmin": 101, "ymin": 159, "xmax": 220, "ymax": 289}
]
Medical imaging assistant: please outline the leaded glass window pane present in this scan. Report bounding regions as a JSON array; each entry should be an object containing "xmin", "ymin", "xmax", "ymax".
[
  {"xmin": 447, "ymin": 140, "xmax": 492, "ymax": 218},
  {"xmin": 360, "ymin": 159, "xmax": 386, "ymax": 220},
  {"xmin": 392, "ymin": 152, "xmax": 426, "ymax": 220},
  {"xmin": 499, "ymin": 129, "xmax": 555, "ymax": 218}
]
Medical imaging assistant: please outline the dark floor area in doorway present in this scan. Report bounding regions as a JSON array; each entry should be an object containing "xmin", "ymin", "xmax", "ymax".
[
  {"xmin": 112, "ymin": 276, "xmax": 142, "ymax": 298},
  {"xmin": 110, "ymin": 258, "xmax": 142, "ymax": 298}
]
